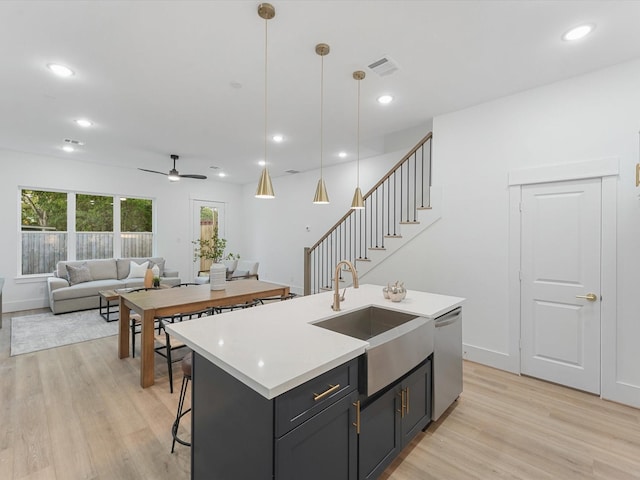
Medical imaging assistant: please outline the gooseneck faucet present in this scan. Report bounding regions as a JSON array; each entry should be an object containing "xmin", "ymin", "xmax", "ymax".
[{"xmin": 332, "ymin": 260, "xmax": 359, "ymax": 311}]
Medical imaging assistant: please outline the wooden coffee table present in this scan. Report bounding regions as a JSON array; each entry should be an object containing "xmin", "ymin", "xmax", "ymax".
[{"xmin": 98, "ymin": 289, "xmax": 121, "ymax": 322}]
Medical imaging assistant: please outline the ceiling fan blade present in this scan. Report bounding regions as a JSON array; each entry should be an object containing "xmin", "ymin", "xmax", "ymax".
[
  {"xmin": 180, "ymin": 174, "xmax": 208, "ymax": 180},
  {"xmin": 138, "ymin": 168, "xmax": 168, "ymax": 176}
]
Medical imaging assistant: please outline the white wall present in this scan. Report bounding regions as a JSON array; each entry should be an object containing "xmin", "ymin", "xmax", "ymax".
[
  {"xmin": 363, "ymin": 58, "xmax": 640, "ymax": 407},
  {"xmin": 0, "ymin": 150, "xmax": 245, "ymax": 312}
]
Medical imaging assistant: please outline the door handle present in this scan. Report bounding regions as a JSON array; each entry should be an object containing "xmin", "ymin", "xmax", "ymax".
[{"xmin": 576, "ymin": 293, "xmax": 598, "ymax": 302}]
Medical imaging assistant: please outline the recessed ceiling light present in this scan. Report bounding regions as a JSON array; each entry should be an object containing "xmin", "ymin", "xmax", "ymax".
[
  {"xmin": 377, "ymin": 95, "xmax": 393, "ymax": 104},
  {"xmin": 338, "ymin": 151, "xmax": 347, "ymax": 158},
  {"xmin": 272, "ymin": 134, "xmax": 284, "ymax": 143},
  {"xmin": 62, "ymin": 145, "xmax": 74, "ymax": 153},
  {"xmin": 562, "ymin": 24, "xmax": 594, "ymax": 41},
  {"xmin": 47, "ymin": 63, "xmax": 74, "ymax": 77},
  {"xmin": 258, "ymin": 160, "xmax": 266, "ymax": 166},
  {"xmin": 218, "ymin": 172, "xmax": 226, "ymax": 178},
  {"xmin": 75, "ymin": 119, "xmax": 93, "ymax": 128}
]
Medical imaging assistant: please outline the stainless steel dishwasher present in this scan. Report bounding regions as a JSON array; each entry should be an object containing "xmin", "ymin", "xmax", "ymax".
[{"xmin": 432, "ymin": 307, "xmax": 463, "ymax": 420}]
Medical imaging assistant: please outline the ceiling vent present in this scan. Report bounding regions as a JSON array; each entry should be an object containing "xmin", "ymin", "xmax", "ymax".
[
  {"xmin": 64, "ymin": 138, "xmax": 84, "ymax": 145},
  {"xmin": 285, "ymin": 169, "xmax": 300, "ymax": 174},
  {"xmin": 367, "ymin": 56, "xmax": 399, "ymax": 77}
]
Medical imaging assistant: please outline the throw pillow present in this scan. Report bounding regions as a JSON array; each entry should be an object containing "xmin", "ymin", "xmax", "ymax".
[
  {"xmin": 127, "ymin": 260, "xmax": 150, "ymax": 279},
  {"xmin": 149, "ymin": 259, "xmax": 165, "ymax": 276},
  {"xmin": 66, "ymin": 263, "xmax": 93, "ymax": 286}
]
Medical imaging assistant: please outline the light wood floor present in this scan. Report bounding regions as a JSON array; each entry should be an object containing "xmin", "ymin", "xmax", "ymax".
[{"xmin": 1, "ymin": 310, "xmax": 639, "ymax": 480}]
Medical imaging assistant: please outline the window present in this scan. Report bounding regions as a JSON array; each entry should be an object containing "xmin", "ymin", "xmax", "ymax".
[
  {"xmin": 76, "ymin": 194, "xmax": 114, "ymax": 260},
  {"xmin": 20, "ymin": 188, "xmax": 154, "ymax": 275},
  {"xmin": 21, "ymin": 189, "xmax": 68, "ymax": 275},
  {"xmin": 120, "ymin": 197, "xmax": 153, "ymax": 257}
]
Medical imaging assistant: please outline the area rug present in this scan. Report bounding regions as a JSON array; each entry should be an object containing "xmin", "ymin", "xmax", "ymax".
[{"xmin": 10, "ymin": 310, "xmax": 118, "ymax": 356}]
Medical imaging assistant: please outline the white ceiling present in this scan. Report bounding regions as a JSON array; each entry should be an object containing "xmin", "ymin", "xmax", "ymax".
[{"xmin": 2, "ymin": 1, "xmax": 640, "ymax": 185}]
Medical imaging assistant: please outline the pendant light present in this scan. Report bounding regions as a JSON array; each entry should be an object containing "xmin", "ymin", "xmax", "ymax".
[
  {"xmin": 255, "ymin": 3, "xmax": 275, "ymax": 199},
  {"xmin": 313, "ymin": 43, "xmax": 330, "ymax": 204},
  {"xmin": 351, "ymin": 70, "xmax": 365, "ymax": 209}
]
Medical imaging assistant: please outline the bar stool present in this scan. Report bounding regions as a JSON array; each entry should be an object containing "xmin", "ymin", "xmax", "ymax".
[{"xmin": 171, "ymin": 351, "xmax": 192, "ymax": 453}]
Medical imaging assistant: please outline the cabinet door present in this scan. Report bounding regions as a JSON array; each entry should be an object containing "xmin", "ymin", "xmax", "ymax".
[
  {"xmin": 275, "ymin": 390, "xmax": 358, "ymax": 480},
  {"xmin": 358, "ymin": 387, "xmax": 401, "ymax": 480},
  {"xmin": 401, "ymin": 359, "xmax": 432, "ymax": 445}
]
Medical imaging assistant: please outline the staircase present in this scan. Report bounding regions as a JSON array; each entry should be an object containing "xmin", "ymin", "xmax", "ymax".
[{"xmin": 304, "ymin": 132, "xmax": 439, "ymax": 295}]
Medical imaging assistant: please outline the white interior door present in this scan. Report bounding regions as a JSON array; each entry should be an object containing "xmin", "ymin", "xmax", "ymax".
[
  {"xmin": 192, "ymin": 200, "xmax": 225, "ymax": 279},
  {"xmin": 520, "ymin": 178, "xmax": 601, "ymax": 394}
]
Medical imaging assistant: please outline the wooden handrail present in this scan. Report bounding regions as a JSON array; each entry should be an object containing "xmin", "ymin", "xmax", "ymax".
[{"xmin": 308, "ymin": 132, "xmax": 432, "ymax": 252}]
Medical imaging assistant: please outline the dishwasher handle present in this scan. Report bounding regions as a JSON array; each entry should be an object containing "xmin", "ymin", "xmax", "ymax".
[{"xmin": 435, "ymin": 307, "xmax": 461, "ymax": 328}]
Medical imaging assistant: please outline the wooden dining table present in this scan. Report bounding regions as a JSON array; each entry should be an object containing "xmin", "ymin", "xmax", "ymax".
[{"xmin": 118, "ymin": 280, "xmax": 290, "ymax": 388}]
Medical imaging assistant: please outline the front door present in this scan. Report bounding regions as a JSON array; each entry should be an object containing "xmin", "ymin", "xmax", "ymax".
[{"xmin": 520, "ymin": 178, "xmax": 601, "ymax": 394}]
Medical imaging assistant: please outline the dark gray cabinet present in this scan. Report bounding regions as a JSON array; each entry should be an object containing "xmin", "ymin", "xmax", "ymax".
[
  {"xmin": 358, "ymin": 358, "xmax": 432, "ymax": 480},
  {"xmin": 275, "ymin": 390, "xmax": 359, "ymax": 480},
  {"xmin": 192, "ymin": 354, "xmax": 359, "ymax": 480},
  {"xmin": 191, "ymin": 353, "xmax": 431, "ymax": 480}
]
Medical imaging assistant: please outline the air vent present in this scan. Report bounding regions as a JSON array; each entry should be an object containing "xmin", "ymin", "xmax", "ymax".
[
  {"xmin": 285, "ymin": 169, "xmax": 300, "ymax": 174},
  {"xmin": 367, "ymin": 56, "xmax": 399, "ymax": 77},
  {"xmin": 64, "ymin": 138, "xmax": 84, "ymax": 145},
  {"xmin": 209, "ymin": 165, "xmax": 220, "ymax": 170}
]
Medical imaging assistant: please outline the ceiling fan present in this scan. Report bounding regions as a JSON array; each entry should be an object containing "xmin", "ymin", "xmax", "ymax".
[{"xmin": 138, "ymin": 154, "xmax": 207, "ymax": 181}]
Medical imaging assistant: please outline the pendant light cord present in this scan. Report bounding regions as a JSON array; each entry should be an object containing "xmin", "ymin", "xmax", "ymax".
[
  {"xmin": 264, "ymin": 16, "xmax": 268, "ymax": 173},
  {"xmin": 356, "ymin": 76, "xmax": 361, "ymax": 188},
  {"xmin": 320, "ymin": 54, "xmax": 324, "ymax": 179}
]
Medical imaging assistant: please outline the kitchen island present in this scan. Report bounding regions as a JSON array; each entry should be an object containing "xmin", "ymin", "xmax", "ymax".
[{"xmin": 167, "ymin": 284, "xmax": 464, "ymax": 479}]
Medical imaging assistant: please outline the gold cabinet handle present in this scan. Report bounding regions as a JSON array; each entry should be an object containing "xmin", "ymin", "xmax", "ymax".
[
  {"xmin": 397, "ymin": 389, "xmax": 406, "ymax": 418},
  {"xmin": 313, "ymin": 383, "xmax": 340, "ymax": 401},
  {"xmin": 576, "ymin": 293, "xmax": 598, "ymax": 302},
  {"xmin": 406, "ymin": 387, "xmax": 410, "ymax": 415},
  {"xmin": 352, "ymin": 400, "xmax": 361, "ymax": 434}
]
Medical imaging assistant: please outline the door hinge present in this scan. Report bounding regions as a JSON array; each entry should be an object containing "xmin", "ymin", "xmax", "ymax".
[
  {"xmin": 519, "ymin": 201, "xmax": 523, "ymax": 212},
  {"xmin": 518, "ymin": 270, "xmax": 522, "ymax": 282}
]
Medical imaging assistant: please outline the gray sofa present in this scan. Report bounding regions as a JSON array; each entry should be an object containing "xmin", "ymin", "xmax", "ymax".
[{"xmin": 47, "ymin": 257, "xmax": 181, "ymax": 314}]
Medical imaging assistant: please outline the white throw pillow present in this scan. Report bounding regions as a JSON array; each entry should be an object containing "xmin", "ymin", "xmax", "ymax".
[{"xmin": 127, "ymin": 260, "xmax": 149, "ymax": 278}]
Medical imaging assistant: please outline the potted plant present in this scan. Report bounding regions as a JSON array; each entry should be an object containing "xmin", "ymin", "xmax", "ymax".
[
  {"xmin": 192, "ymin": 234, "xmax": 239, "ymax": 289},
  {"xmin": 152, "ymin": 276, "xmax": 161, "ymax": 288},
  {"xmin": 192, "ymin": 233, "xmax": 227, "ymax": 265}
]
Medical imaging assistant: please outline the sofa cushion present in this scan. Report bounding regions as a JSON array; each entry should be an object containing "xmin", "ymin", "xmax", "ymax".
[
  {"xmin": 56, "ymin": 259, "xmax": 118, "ymax": 281},
  {"xmin": 50, "ymin": 279, "xmax": 124, "ymax": 301},
  {"xmin": 117, "ymin": 257, "xmax": 166, "ymax": 279},
  {"xmin": 127, "ymin": 260, "xmax": 149, "ymax": 278},
  {"xmin": 66, "ymin": 263, "xmax": 93, "ymax": 285}
]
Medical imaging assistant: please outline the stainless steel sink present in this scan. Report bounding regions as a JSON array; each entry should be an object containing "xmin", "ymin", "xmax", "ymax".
[{"xmin": 313, "ymin": 306, "xmax": 434, "ymax": 396}]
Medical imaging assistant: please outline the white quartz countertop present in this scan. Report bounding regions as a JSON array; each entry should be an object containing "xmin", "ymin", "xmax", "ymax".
[{"xmin": 166, "ymin": 283, "xmax": 464, "ymax": 399}]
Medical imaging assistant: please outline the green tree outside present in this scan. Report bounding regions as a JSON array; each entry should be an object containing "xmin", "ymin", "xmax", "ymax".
[{"xmin": 21, "ymin": 190, "xmax": 67, "ymax": 230}]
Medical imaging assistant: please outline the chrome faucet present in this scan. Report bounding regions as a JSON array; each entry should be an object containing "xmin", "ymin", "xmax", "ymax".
[{"xmin": 332, "ymin": 260, "xmax": 359, "ymax": 311}]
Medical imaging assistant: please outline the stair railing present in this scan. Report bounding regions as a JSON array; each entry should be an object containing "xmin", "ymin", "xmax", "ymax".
[{"xmin": 304, "ymin": 132, "xmax": 432, "ymax": 295}]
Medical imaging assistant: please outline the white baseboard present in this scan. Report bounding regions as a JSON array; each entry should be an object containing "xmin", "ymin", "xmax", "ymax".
[
  {"xmin": 463, "ymin": 343, "xmax": 519, "ymax": 374},
  {"xmin": 4, "ymin": 298, "xmax": 49, "ymax": 314}
]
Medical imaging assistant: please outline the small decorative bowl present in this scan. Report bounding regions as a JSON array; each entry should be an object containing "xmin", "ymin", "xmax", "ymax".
[{"xmin": 388, "ymin": 290, "xmax": 404, "ymax": 302}]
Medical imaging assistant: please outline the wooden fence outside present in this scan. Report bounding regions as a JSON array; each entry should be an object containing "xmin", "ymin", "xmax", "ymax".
[{"xmin": 21, "ymin": 231, "xmax": 153, "ymax": 275}]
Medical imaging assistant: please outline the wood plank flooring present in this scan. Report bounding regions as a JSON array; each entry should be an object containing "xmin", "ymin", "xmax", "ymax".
[{"xmin": 1, "ymin": 310, "xmax": 639, "ymax": 479}]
